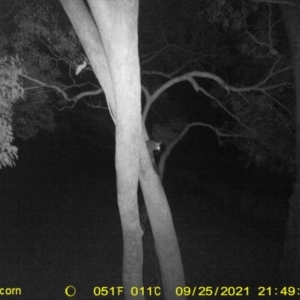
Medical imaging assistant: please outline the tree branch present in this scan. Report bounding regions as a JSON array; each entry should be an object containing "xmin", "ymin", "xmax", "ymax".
[{"xmin": 20, "ymin": 73, "xmax": 103, "ymax": 110}]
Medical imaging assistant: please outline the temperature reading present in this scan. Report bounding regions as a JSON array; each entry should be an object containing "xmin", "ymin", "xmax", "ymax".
[{"xmin": 131, "ymin": 286, "xmax": 161, "ymax": 297}]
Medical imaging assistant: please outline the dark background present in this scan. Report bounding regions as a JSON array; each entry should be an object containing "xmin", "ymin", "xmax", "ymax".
[
  {"xmin": 0, "ymin": 0, "xmax": 294, "ymax": 298},
  {"xmin": 0, "ymin": 108, "xmax": 291, "ymax": 299}
]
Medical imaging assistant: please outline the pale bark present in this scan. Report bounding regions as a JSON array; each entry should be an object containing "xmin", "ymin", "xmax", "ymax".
[
  {"xmin": 282, "ymin": 4, "xmax": 300, "ymax": 283},
  {"xmin": 60, "ymin": 0, "xmax": 143, "ymax": 298},
  {"xmin": 140, "ymin": 124, "xmax": 186, "ymax": 300},
  {"xmin": 87, "ymin": 1, "xmax": 142, "ymax": 295},
  {"xmin": 60, "ymin": 1, "xmax": 186, "ymax": 298},
  {"xmin": 139, "ymin": 148, "xmax": 186, "ymax": 299}
]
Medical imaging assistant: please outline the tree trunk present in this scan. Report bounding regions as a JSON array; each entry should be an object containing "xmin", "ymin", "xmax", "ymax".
[
  {"xmin": 282, "ymin": 4, "xmax": 300, "ymax": 284},
  {"xmin": 60, "ymin": 1, "xmax": 186, "ymax": 298},
  {"xmin": 60, "ymin": 1, "xmax": 144, "ymax": 298},
  {"xmin": 140, "ymin": 125, "xmax": 186, "ymax": 300}
]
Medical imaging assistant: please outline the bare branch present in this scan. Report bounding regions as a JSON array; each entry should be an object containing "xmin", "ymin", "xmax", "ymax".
[
  {"xmin": 142, "ymin": 59, "xmax": 202, "ymax": 79},
  {"xmin": 20, "ymin": 73, "xmax": 103, "ymax": 110},
  {"xmin": 165, "ymin": 122, "xmax": 241, "ymax": 159},
  {"xmin": 252, "ymin": 0, "xmax": 300, "ymax": 8},
  {"xmin": 268, "ymin": 3, "xmax": 272, "ymax": 49},
  {"xmin": 140, "ymin": 45, "xmax": 177, "ymax": 66},
  {"xmin": 144, "ymin": 58, "xmax": 291, "ymax": 95},
  {"xmin": 187, "ymin": 122, "xmax": 241, "ymax": 138},
  {"xmin": 261, "ymin": 90, "xmax": 295, "ymax": 123},
  {"xmin": 142, "ymin": 62, "xmax": 291, "ymax": 134},
  {"xmin": 246, "ymin": 28, "xmax": 270, "ymax": 49}
]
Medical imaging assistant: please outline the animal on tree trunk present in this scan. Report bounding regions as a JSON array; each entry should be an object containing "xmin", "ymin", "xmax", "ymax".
[{"xmin": 146, "ymin": 140, "xmax": 161, "ymax": 175}]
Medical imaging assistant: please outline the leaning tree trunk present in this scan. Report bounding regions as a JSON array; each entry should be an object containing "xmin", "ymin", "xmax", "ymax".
[
  {"xmin": 139, "ymin": 124, "xmax": 186, "ymax": 300},
  {"xmin": 282, "ymin": 4, "xmax": 300, "ymax": 284}
]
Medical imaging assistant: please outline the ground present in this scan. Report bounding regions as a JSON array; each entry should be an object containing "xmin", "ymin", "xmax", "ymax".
[{"xmin": 0, "ymin": 136, "xmax": 288, "ymax": 299}]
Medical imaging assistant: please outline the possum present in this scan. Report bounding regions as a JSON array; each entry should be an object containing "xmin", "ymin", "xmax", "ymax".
[{"xmin": 146, "ymin": 140, "xmax": 161, "ymax": 175}]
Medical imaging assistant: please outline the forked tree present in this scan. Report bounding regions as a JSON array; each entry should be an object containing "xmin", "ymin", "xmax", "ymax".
[
  {"xmin": 1, "ymin": 0, "xmax": 300, "ymax": 291},
  {"xmin": 59, "ymin": 1, "xmax": 185, "ymax": 299}
]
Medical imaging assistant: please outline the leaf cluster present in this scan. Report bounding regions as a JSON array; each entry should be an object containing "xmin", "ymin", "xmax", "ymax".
[
  {"xmin": 230, "ymin": 92, "xmax": 295, "ymax": 173},
  {"xmin": 0, "ymin": 56, "xmax": 24, "ymax": 168}
]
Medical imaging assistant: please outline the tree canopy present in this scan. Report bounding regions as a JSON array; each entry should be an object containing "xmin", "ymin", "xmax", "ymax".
[{"xmin": 0, "ymin": 0, "xmax": 295, "ymax": 175}]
